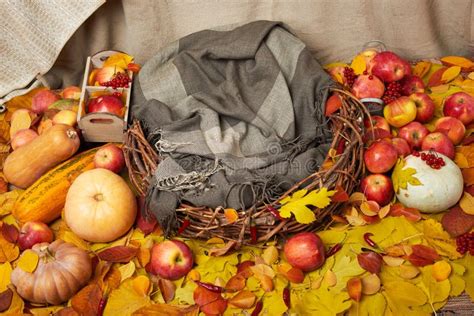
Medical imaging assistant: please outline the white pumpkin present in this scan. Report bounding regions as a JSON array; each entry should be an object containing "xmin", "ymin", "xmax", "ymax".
[
  {"xmin": 64, "ymin": 168, "xmax": 137, "ymax": 242},
  {"xmin": 393, "ymin": 151, "xmax": 463, "ymax": 213}
]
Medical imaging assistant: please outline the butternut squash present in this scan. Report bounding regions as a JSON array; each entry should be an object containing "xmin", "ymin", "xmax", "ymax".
[
  {"xmin": 4, "ymin": 124, "xmax": 80, "ymax": 189},
  {"xmin": 12, "ymin": 146, "xmax": 102, "ymax": 224}
]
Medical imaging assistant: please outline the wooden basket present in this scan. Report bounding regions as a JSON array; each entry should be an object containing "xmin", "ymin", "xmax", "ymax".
[{"xmin": 124, "ymin": 88, "xmax": 368, "ymax": 245}]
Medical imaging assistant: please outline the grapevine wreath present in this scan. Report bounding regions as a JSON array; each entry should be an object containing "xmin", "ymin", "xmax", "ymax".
[{"xmin": 124, "ymin": 21, "xmax": 369, "ymax": 245}]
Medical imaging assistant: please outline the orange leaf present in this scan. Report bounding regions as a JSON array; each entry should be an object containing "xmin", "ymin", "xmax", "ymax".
[
  {"xmin": 193, "ymin": 286, "xmax": 221, "ymax": 306},
  {"xmin": 132, "ymin": 275, "xmax": 151, "ymax": 296},
  {"xmin": 284, "ymin": 267, "xmax": 305, "ymax": 284},
  {"xmin": 331, "ymin": 185, "xmax": 349, "ymax": 202},
  {"xmin": 224, "ymin": 208, "xmax": 238, "ymax": 224},
  {"xmin": 427, "ymin": 67, "xmax": 448, "ymax": 87},
  {"xmin": 225, "ymin": 274, "xmax": 246, "ymax": 292},
  {"xmin": 441, "ymin": 66, "xmax": 461, "ymax": 84},
  {"xmin": 0, "ymin": 236, "xmax": 19, "ymax": 263},
  {"xmin": 127, "ymin": 63, "xmax": 141, "ymax": 73},
  {"xmin": 137, "ymin": 247, "xmax": 151, "ymax": 268},
  {"xmin": 71, "ymin": 284, "xmax": 102, "ymax": 315},
  {"xmin": 228, "ymin": 290, "xmax": 256, "ymax": 309},
  {"xmin": 187, "ymin": 269, "xmax": 201, "ymax": 281},
  {"xmin": 412, "ymin": 61, "xmax": 431, "ymax": 78},
  {"xmin": 1, "ymin": 224, "xmax": 18, "ymax": 244},
  {"xmin": 457, "ymin": 145, "xmax": 474, "ymax": 168},
  {"xmin": 55, "ymin": 307, "xmax": 80, "ymax": 316},
  {"xmin": 440, "ymin": 56, "xmax": 474, "ymax": 72},
  {"xmin": 104, "ymin": 267, "xmax": 122, "ymax": 290},
  {"xmin": 347, "ymin": 277, "xmax": 362, "ymax": 302},
  {"xmin": 200, "ymin": 297, "xmax": 227, "ymax": 316},
  {"xmin": 236, "ymin": 260, "xmax": 255, "ymax": 279},
  {"xmin": 360, "ymin": 201, "xmax": 380, "ymax": 216},
  {"xmin": 0, "ymin": 178, "xmax": 7, "ymax": 194},
  {"xmin": 133, "ymin": 303, "xmax": 199, "ymax": 316},
  {"xmin": 0, "ymin": 288, "xmax": 13, "ymax": 313},
  {"xmin": 158, "ymin": 279, "xmax": 175, "ymax": 303},
  {"xmin": 462, "ymin": 168, "xmax": 474, "ymax": 186},
  {"xmin": 325, "ymin": 94, "xmax": 343, "ymax": 116},
  {"xmin": 389, "ymin": 203, "xmax": 421, "ymax": 222},
  {"xmin": 459, "ymin": 192, "xmax": 474, "ymax": 215},
  {"xmin": 97, "ymin": 246, "xmax": 138, "ymax": 263}
]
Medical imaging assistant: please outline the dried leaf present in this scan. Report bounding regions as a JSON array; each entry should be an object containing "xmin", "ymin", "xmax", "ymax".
[
  {"xmin": 1, "ymin": 288, "xmax": 24, "ymax": 315},
  {"xmin": 10, "ymin": 110, "xmax": 31, "ymax": 138},
  {"xmin": 118, "ymin": 261, "xmax": 136, "ymax": 282},
  {"xmin": 427, "ymin": 67, "xmax": 448, "ymax": 87},
  {"xmin": 0, "ymin": 178, "xmax": 7, "ymax": 194},
  {"xmin": 193, "ymin": 285, "xmax": 227, "ymax": 315},
  {"xmin": 104, "ymin": 267, "xmax": 122, "ymax": 290},
  {"xmin": 206, "ymin": 237, "xmax": 225, "ymax": 245},
  {"xmin": 0, "ymin": 190, "xmax": 23, "ymax": 217},
  {"xmin": 262, "ymin": 246, "xmax": 278, "ymax": 265},
  {"xmin": 137, "ymin": 247, "xmax": 151, "ymax": 268},
  {"xmin": 350, "ymin": 54, "xmax": 366, "ymax": 75},
  {"xmin": 347, "ymin": 277, "xmax": 362, "ymax": 301},
  {"xmin": 440, "ymin": 56, "xmax": 474, "ymax": 72},
  {"xmin": 279, "ymin": 188, "xmax": 335, "ymax": 224},
  {"xmin": 1, "ymin": 223, "xmax": 18, "ymax": 244},
  {"xmin": 224, "ymin": 208, "xmax": 238, "ymax": 224},
  {"xmin": 357, "ymin": 252, "xmax": 382, "ymax": 274},
  {"xmin": 0, "ymin": 262, "xmax": 12, "ymax": 292},
  {"xmin": 331, "ymin": 185, "xmax": 349, "ymax": 202},
  {"xmin": 389, "ymin": 203, "xmax": 421, "ymax": 222},
  {"xmin": 408, "ymin": 244, "xmax": 440, "ymax": 267},
  {"xmin": 71, "ymin": 283, "xmax": 102, "ymax": 315},
  {"xmin": 419, "ymin": 218, "xmax": 462, "ymax": 259},
  {"xmin": 0, "ymin": 288, "xmax": 13, "ymax": 312},
  {"xmin": 133, "ymin": 303, "xmax": 199, "ymax": 316},
  {"xmin": 133, "ymin": 275, "xmax": 151, "ymax": 296},
  {"xmin": 228, "ymin": 290, "xmax": 256, "ymax": 309},
  {"xmin": 158, "ymin": 278, "xmax": 175, "ymax": 303},
  {"xmin": 225, "ymin": 274, "xmax": 246, "ymax": 292},
  {"xmin": 462, "ymin": 167, "xmax": 474, "ymax": 186},
  {"xmin": 0, "ymin": 236, "xmax": 19, "ymax": 263},
  {"xmin": 97, "ymin": 245, "xmax": 138, "ymax": 263},
  {"xmin": 324, "ymin": 269, "xmax": 337, "ymax": 287},
  {"xmin": 382, "ymin": 255, "xmax": 404, "ymax": 267},
  {"xmin": 104, "ymin": 278, "xmax": 151, "ymax": 315},
  {"xmin": 284, "ymin": 267, "xmax": 305, "ymax": 284},
  {"xmin": 360, "ymin": 201, "xmax": 380, "ymax": 216},
  {"xmin": 325, "ymin": 94, "xmax": 343, "ymax": 117},
  {"xmin": 459, "ymin": 191, "xmax": 474, "ymax": 215},
  {"xmin": 378, "ymin": 204, "xmax": 391, "ymax": 219},
  {"xmin": 391, "ymin": 158, "xmax": 422, "ymax": 193},
  {"xmin": 441, "ymin": 205, "xmax": 474, "ymax": 237},
  {"xmin": 413, "ymin": 61, "xmax": 431, "ymax": 78},
  {"xmin": 103, "ymin": 52, "xmax": 134, "ymax": 69},
  {"xmin": 59, "ymin": 231, "xmax": 89, "ymax": 251},
  {"xmin": 250, "ymin": 264, "xmax": 275, "ymax": 279},
  {"xmin": 16, "ymin": 249, "xmax": 39, "ymax": 273},
  {"xmin": 0, "ymin": 120, "xmax": 10, "ymax": 143},
  {"xmin": 400, "ymin": 264, "xmax": 420, "ymax": 279},
  {"xmin": 441, "ymin": 66, "xmax": 461, "ymax": 83},
  {"xmin": 361, "ymin": 274, "xmax": 381, "ymax": 295}
]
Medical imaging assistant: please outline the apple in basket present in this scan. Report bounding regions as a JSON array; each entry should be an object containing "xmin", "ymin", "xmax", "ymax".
[
  {"xmin": 87, "ymin": 95, "xmax": 123, "ymax": 116},
  {"xmin": 284, "ymin": 232, "xmax": 325, "ymax": 272},
  {"xmin": 150, "ymin": 240, "xmax": 194, "ymax": 280},
  {"xmin": 94, "ymin": 144, "xmax": 125, "ymax": 174},
  {"xmin": 369, "ymin": 51, "xmax": 411, "ymax": 82}
]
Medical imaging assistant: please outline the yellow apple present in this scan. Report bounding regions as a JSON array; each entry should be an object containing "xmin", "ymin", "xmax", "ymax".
[{"xmin": 383, "ymin": 96, "xmax": 417, "ymax": 128}]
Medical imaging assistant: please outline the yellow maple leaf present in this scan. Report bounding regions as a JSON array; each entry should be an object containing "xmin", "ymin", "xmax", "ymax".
[
  {"xmin": 391, "ymin": 158, "xmax": 422, "ymax": 193},
  {"xmin": 279, "ymin": 188, "xmax": 335, "ymax": 224},
  {"xmin": 16, "ymin": 249, "xmax": 39, "ymax": 273},
  {"xmin": 350, "ymin": 54, "xmax": 366, "ymax": 75},
  {"xmin": 103, "ymin": 53, "xmax": 134, "ymax": 70}
]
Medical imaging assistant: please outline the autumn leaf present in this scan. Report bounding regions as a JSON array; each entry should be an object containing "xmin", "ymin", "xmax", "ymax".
[
  {"xmin": 441, "ymin": 66, "xmax": 461, "ymax": 84},
  {"xmin": 416, "ymin": 219, "xmax": 461, "ymax": 259},
  {"xmin": 103, "ymin": 278, "xmax": 151, "ymax": 316},
  {"xmin": 103, "ymin": 53, "xmax": 134, "ymax": 69},
  {"xmin": 157, "ymin": 278, "xmax": 175, "ymax": 303},
  {"xmin": 104, "ymin": 266, "xmax": 122, "ymax": 290},
  {"xmin": 279, "ymin": 188, "xmax": 335, "ymax": 224},
  {"xmin": 440, "ymin": 56, "xmax": 474, "ymax": 72},
  {"xmin": 391, "ymin": 158, "xmax": 422, "ymax": 193},
  {"xmin": 0, "ymin": 288, "xmax": 13, "ymax": 313},
  {"xmin": 71, "ymin": 283, "xmax": 102, "ymax": 315},
  {"xmin": 417, "ymin": 266, "xmax": 451, "ymax": 312},
  {"xmin": 462, "ymin": 168, "xmax": 474, "ymax": 186},
  {"xmin": 97, "ymin": 245, "xmax": 139, "ymax": 263},
  {"xmin": 459, "ymin": 191, "xmax": 474, "ymax": 215},
  {"xmin": 9, "ymin": 110, "xmax": 31, "ymax": 138},
  {"xmin": 382, "ymin": 281, "xmax": 427, "ymax": 315},
  {"xmin": 0, "ymin": 262, "xmax": 12, "ymax": 292},
  {"xmin": 228, "ymin": 290, "xmax": 256, "ymax": 309},
  {"xmin": 0, "ymin": 190, "xmax": 23, "ymax": 217},
  {"xmin": 132, "ymin": 303, "xmax": 199, "ymax": 316},
  {"xmin": 350, "ymin": 54, "xmax": 366, "ymax": 75},
  {"xmin": 16, "ymin": 249, "xmax": 39, "ymax": 273},
  {"xmin": 118, "ymin": 261, "xmax": 136, "ymax": 282},
  {"xmin": 1, "ymin": 288, "xmax": 24, "ymax": 315},
  {"xmin": 413, "ymin": 61, "xmax": 432, "ymax": 78},
  {"xmin": 0, "ymin": 236, "xmax": 19, "ymax": 263},
  {"xmin": 1, "ymin": 223, "xmax": 19, "ymax": 244},
  {"xmin": 132, "ymin": 275, "xmax": 151, "ymax": 296}
]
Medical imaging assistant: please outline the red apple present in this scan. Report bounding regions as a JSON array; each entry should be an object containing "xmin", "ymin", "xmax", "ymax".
[
  {"xmin": 409, "ymin": 93, "xmax": 435, "ymax": 123},
  {"xmin": 398, "ymin": 121, "xmax": 429, "ymax": 149},
  {"xmin": 434, "ymin": 117, "xmax": 466, "ymax": 145},
  {"xmin": 32, "ymin": 90, "xmax": 60, "ymax": 114},
  {"xmin": 364, "ymin": 115, "xmax": 391, "ymax": 133},
  {"xmin": 370, "ymin": 51, "xmax": 411, "ymax": 82},
  {"xmin": 284, "ymin": 232, "xmax": 325, "ymax": 272},
  {"xmin": 62, "ymin": 86, "xmax": 81, "ymax": 100},
  {"xmin": 443, "ymin": 92, "xmax": 474, "ymax": 125},
  {"xmin": 11, "ymin": 129, "xmax": 38, "ymax": 150},
  {"xmin": 391, "ymin": 137, "xmax": 411, "ymax": 157},
  {"xmin": 364, "ymin": 140, "xmax": 398, "ymax": 173},
  {"xmin": 421, "ymin": 132, "xmax": 455, "ymax": 159},
  {"xmin": 351, "ymin": 75, "xmax": 385, "ymax": 99},
  {"xmin": 150, "ymin": 240, "xmax": 194, "ymax": 280},
  {"xmin": 399, "ymin": 75, "xmax": 425, "ymax": 96},
  {"xmin": 383, "ymin": 96, "xmax": 417, "ymax": 128},
  {"xmin": 87, "ymin": 95, "xmax": 124, "ymax": 116},
  {"xmin": 18, "ymin": 221, "xmax": 54, "ymax": 251},
  {"xmin": 360, "ymin": 174, "xmax": 394, "ymax": 206},
  {"xmin": 94, "ymin": 144, "xmax": 125, "ymax": 174}
]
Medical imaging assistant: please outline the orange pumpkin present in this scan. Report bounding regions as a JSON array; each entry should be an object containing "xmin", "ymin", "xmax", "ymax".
[
  {"xmin": 11, "ymin": 240, "xmax": 92, "ymax": 305},
  {"xmin": 64, "ymin": 168, "xmax": 137, "ymax": 242}
]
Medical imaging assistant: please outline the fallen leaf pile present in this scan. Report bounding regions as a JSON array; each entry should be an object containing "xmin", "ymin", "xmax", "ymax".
[{"xmin": 0, "ymin": 55, "xmax": 473, "ymax": 315}]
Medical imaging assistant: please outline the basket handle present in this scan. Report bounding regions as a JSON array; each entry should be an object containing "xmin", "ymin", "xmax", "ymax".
[{"xmin": 361, "ymin": 40, "xmax": 387, "ymax": 52}]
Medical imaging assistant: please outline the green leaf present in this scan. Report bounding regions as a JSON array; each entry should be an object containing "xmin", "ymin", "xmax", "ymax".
[
  {"xmin": 391, "ymin": 158, "xmax": 422, "ymax": 193},
  {"xmin": 279, "ymin": 188, "xmax": 336, "ymax": 224}
]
